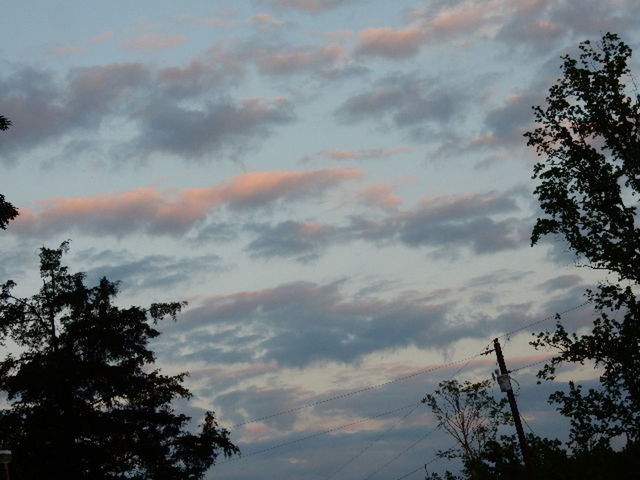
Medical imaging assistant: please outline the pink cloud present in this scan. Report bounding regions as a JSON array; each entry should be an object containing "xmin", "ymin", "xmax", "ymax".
[
  {"xmin": 320, "ymin": 146, "xmax": 411, "ymax": 161},
  {"xmin": 13, "ymin": 168, "xmax": 362, "ymax": 237},
  {"xmin": 254, "ymin": 45, "xmax": 343, "ymax": 75},
  {"xmin": 358, "ymin": 184, "xmax": 402, "ymax": 211},
  {"xmin": 355, "ymin": 27, "xmax": 425, "ymax": 58},
  {"xmin": 426, "ymin": 6, "xmax": 491, "ymax": 37},
  {"xmin": 248, "ymin": 12, "xmax": 286, "ymax": 29},
  {"xmin": 90, "ymin": 31, "xmax": 113, "ymax": 44},
  {"xmin": 122, "ymin": 33, "xmax": 187, "ymax": 51},
  {"xmin": 271, "ymin": 0, "xmax": 348, "ymax": 12},
  {"xmin": 179, "ymin": 14, "xmax": 237, "ymax": 27}
]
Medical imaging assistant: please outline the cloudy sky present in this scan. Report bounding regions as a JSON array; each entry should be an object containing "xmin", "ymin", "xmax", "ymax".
[{"xmin": 2, "ymin": 1, "xmax": 639, "ymax": 479}]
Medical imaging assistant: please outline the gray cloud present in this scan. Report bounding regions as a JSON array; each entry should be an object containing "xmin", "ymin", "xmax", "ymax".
[
  {"xmin": 171, "ymin": 281, "xmax": 460, "ymax": 367},
  {"xmin": 244, "ymin": 220, "xmax": 336, "ymax": 263},
  {"xmin": 467, "ymin": 269, "xmax": 534, "ymax": 288},
  {"xmin": 496, "ymin": 0, "xmax": 635, "ymax": 52},
  {"xmin": 0, "ymin": 56, "xmax": 292, "ymax": 165},
  {"xmin": 75, "ymin": 248, "xmax": 227, "ymax": 290},
  {"xmin": 244, "ymin": 189, "xmax": 530, "ymax": 262},
  {"xmin": 161, "ymin": 271, "xmax": 585, "ymax": 373},
  {"xmin": 265, "ymin": 0, "xmax": 355, "ymax": 13},
  {"xmin": 124, "ymin": 97, "xmax": 294, "ymax": 161},
  {"xmin": 252, "ymin": 45, "xmax": 343, "ymax": 76},
  {"xmin": 536, "ymin": 274, "xmax": 584, "ymax": 293},
  {"xmin": 408, "ymin": 0, "xmax": 639, "ymax": 55},
  {"xmin": 335, "ymin": 74, "xmax": 467, "ymax": 131}
]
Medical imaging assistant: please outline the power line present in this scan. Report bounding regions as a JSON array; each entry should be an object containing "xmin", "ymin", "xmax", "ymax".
[
  {"xmin": 217, "ymin": 402, "xmax": 420, "ymax": 466},
  {"xmin": 215, "ymin": 300, "xmax": 591, "ymax": 477},
  {"xmin": 511, "ymin": 357, "xmax": 552, "ymax": 373},
  {"xmin": 497, "ymin": 301, "xmax": 591, "ymax": 341},
  {"xmin": 229, "ymin": 301, "xmax": 589, "ymax": 430},
  {"xmin": 323, "ymin": 355, "xmax": 479, "ymax": 480},
  {"xmin": 231, "ymin": 350, "xmax": 487, "ymax": 429},
  {"xmin": 324, "ymin": 403, "xmax": 422, "ymax": 480},
  {"xmin": 361, "ymin": 427, "xmax": 437, "ymax": 480},
  {"xmin": 395, "ymin": 455, "xmax": 442, "ymax": 480},
  {"xmin": 390, "ymin": 465, "xmax": 426, "ymax": 480}
]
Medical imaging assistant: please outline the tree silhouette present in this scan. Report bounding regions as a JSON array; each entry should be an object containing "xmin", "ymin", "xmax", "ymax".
[
  {"xmin": 0, "ymin": 242, "xmax": 238, "ymax": 479},
  {"xmin": 526, "ymin": 32, "xmax": 640, "ymax": 450},
  {"xmin": 0, "ymin": 114, "xmax": 18, "ymax": 229},
  {"xmin": 422, "ymin": 379, "xmax": 513, "ymax": 480},
  {"xmin": 0, "ymin": 114, "xmax": 10, "ymax": 131}
]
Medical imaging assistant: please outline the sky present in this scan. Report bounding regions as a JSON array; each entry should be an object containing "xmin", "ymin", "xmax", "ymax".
[{"xmin": 1, "ymin": 1, "xmax": 640, "ymax": 479}]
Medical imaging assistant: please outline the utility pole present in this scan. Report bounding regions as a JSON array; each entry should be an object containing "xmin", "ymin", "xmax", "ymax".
[{"xmin": 493, "ymin": 338, "xmax": 533, "ymax": 478}]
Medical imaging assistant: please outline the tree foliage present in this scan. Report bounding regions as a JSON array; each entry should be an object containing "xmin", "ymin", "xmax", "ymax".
[
  {"xmin": 526, "ymin": 32, "xmax": 640, "ymax": 450},
  {"xmin": 422, "ymin": 379, "xmax": 512, "ymax": 480},
  {"xmin": 0, "ymin": 242, "xmax": 238, "ymax": 479},
  {"xmin": 0, "ymin": 114, "xmax": 10, "ymax": 131},
  {"xmin": 423, "ymin": 379, "xmax": 640, "ymax": 480},
  {"xmin": 0, "ymin": 114, "xmax": 18, "ymax": 229}
]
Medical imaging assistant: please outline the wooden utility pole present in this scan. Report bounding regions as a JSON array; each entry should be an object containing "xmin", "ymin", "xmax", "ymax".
[{"xmin": 493, "ymin": 338, "xmax": 533, "ymax": 478}]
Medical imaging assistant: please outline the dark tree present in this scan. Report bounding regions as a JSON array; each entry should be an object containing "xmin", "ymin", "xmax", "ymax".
[
  {"xmin": 0, "ymin": 242, "xmax": 238, "ymax": 479},
  {"xmin": 526, "ymin": 33, "xmax": 640, "ymax": 450},
  {"xmin": 422, "ymin": 379, "xmax": 512, "ymax": 480},
  {"xmin": 0, "ymin": 114, "xmax": 10, "ymax": 131},
  {"xmin": 422, "ymin": 379, "xmax": 640, "ymax": 479},
  {"xmin": 0, "ymin": 194, "xmax": 18, "ymax": 230},
  {"xmin": 0, "ymin": 114, "xmax": 18, "ymax": 229}
]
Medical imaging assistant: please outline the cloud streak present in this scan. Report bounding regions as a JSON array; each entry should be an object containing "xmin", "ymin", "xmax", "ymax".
[
  {"xmin": 244, "ymin": 188, "xmax": 530, "ymax": 261},
  {"xmin": 13, "ymin": 168, "xmax": 362, "ymax": 237}
]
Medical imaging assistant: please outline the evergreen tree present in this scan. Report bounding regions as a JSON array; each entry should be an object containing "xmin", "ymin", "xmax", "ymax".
[{"xmin": 0, "ymin": 242, "xmax": 238, "ymax": 479}]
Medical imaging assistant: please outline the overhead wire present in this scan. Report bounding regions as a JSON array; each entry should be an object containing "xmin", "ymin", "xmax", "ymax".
[
  {"xmin": 217, "ymin": 300, "xmax": 590, "ymax": 473},
  {"xmin": 230, "ymin": 350, "xmax": 489, "ymax": 429},
  {"xmin": 229, "ymin": 301, "xmax": 589, "ymax": 431},
  {"xmin": 322, "ymin": 355, "xmax": 479, "ymax": 480},
  {"xmin": 390, "ymin": 465, "xmax": 425, "ymax": 480},
  {"xmin": 216, "ymin": 402, "xmax": 420, "ymax": 466},
  {"xmin": 388, "ymin": 453, "xmax": 442, "ymax": 480},
  {"xmin": 360, "ymin": 427, "xmax": 438, "ymax": 480},
  {"xmin": 497, "ymin": 301, "xmax": 591, "ymax": 342},
  {"xmin": 323, "ymin": 402, "xmax": 422, "ymax": 480}
]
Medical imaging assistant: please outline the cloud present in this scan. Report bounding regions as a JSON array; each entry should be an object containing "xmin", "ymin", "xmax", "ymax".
[
  {"xmin": 90, "ymin": 31, "xmax": 113, "ymax": 44},
  {"xmin": 355, "ymin": 27, "xmax": 426, "ymax": 58},
  {"xmin": 172, "ymin": 281, "xmax": 461, "ymax": 367},
  {"xmin": 253, "ymin": 45, "xmax": 344, "ymax": 76},
  {"xmin": 167, "ymin": 272, "xmax": 559, "ymax": 369},
  {"xmin": 474, "ymin": 92, "xmax": 543, "ymax": 150},
  {"xmin": 357, "ymin": 184, "xmax": 402, "ymax": 212},
  {"xmin": 303, "ymin": 146, "xmax": 411, "ymax": 162},
  {"xmin": 125, "ymin": 96, "xmax": 295, "ymax": 160},
  {"xmin": 467, "ymin": 269, "xmax": 534, "ymax": 288},
  {"xmin": 157, "ymin": 45, "xmax": 247, "ymax": 97},
  {"xmin": 335, "ymin": 73, "xmax": 467, "ymax": 130},
  {"xmin": 536, "ymin": 274, "xmax": 584, "ymax": 293},
  {"xmin": 245, "ymin": 221, "xmax": 337, "ymax": 263},
  {"xmin": 495, "ymin": 0, "xmax": 632, "ymax": 51},
  {"xmin": 179, "ymin": 14, "xmax": 237, "ymax": 27},
  {"xmin": 267, "ymin": 0, "xmax": 352, "ymax": 13},
  {"xmin": 76, "ymin": 249, "xmax": 227, "ymax": 290},
  {"xmin": 49, "ymin": 45, "xmax": 85, "ymax": 54},
  {"xmin": 0, "ymin": 49, "xmax": 276, "ymax": 164},
  {"xmin": 410, "ymin": 0, "xmax": 638, "ymax": 53},
  {"xmin": 121, "ymin": 33, "xmax": 188, "ymax": 51},
  {"xmin": 248, "ymin": 13, "xmax": 286, "ymax": 30},
  {"xmin": 12, "ymin": 168, "xmax": 362, "ymax": 238},
  {"xmin": 244, "ymin": 188, "xmax": 530, "ymax": 261}
]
